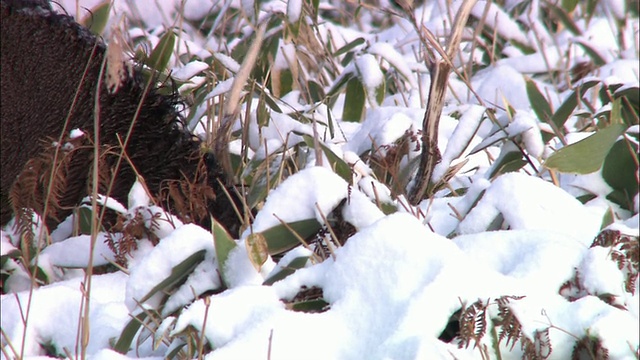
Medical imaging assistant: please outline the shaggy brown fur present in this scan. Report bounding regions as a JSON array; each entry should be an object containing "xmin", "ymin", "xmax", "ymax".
[{"xmin": 0, "ymin": 1, "xmax": 240, "ymax": 235}]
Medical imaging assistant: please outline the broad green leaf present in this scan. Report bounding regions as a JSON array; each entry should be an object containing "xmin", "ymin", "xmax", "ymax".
[
  {"xmin": 261, "ymin": 218, "xmax": 322, "ymax": 255},
  {"xmin": 165, "ymin": 342, "xmax": 187, "ymax": 359},
  {"xmin": 487, "ymin": 151, "xmax": 525, "ymax": 179},
  {"xmin": 340, "ymin": 51, "xmax": 356, "ymax": 67},
  {"xmin": 308, "ymin": 80, "xmax": 325, "ymax": 103},
  {"xmin": 614, "ymin": 85, "xmax": 640, "ymax": 126},
  {"xmin": 574, "ymin": 40, "xmax": 607, "ymax": 66},
  {"xmin": 327, "ymin": 107, "xmax": 335, "ymax": 139},
  {"xmin": 544, "ymin": 124, "xmax": 627, "ymax": 173},
  {"xmin": 333, "ymin": 37, "xmax": 365, "ymax": 57},
  {"xmin": 550, "ymin": 2, "xmax": 581, "ymax": 35},
  {"xmin": 246, "ymin": 233, "xmax": 269, "ymax": 271},
  {"xmin": 255, "ymin": 86, "xmax": 283, "ymax": 113},
  {"xmin": 277, "ymin": 69, "xmax": 294, "ymax": 97},
  {"xmin": 585, "ymin": 0, "xmax": 600, "ymax": 24},
  {"xmin": 343, "ymin": 77, "xmax": 365, "ymax": 122},
  {"xmin": 257, "ymin": 94, "xmax": 270, "ymax": 127},
  {"xmin": 302, "ymin": 135, "xmax": 352, "ymax": 183},
  {"xmin": 326, "ymin": 72, "xmax": 354, "ymax": 101},
  {"xmin": 614, "ymin": 85, "xmax": 640, "ymax": 103},
  {"xmin": 380, "ymin": 203, "xmax": 397, "ymax": 215},
  {"xmin": 76, "ymin": 206, "xmax": 94, "ymax": 235},
  {"xmin": 525, "ymin": 77, "xmax": 552, "ymax": 123},
  {"xmin": 311, "ymin": 0, "xmax": 320, "ymax": 21},
  {"xmin": 138, "ymin": 250, "xmax": 207, "ymax": 305},
  {"xmin": 30, "ymin": 265, "xmax": 49, "ymax": 285},
  {"xmin": 289, "ymin": 299, "xmax": 329, "ymax": 313},
  {"xmin": 212, "ymin": 219, "xmax": 237, "ymax": 286},
  {"xmin": 1, "ymin": 249, "xmax": 21, "ymax": 269},
  {"xmin": 263, "ymin": 256, "xmax": 309, "ymax": 285},
  {"xmin": 610, "ymin": 97, "xmax": 623, "ymax": 124},
  {"xmin": 246, "ymin": 163, "xmax": 284, "ymax": 208},
  {"xmin": 602, "ymin": 139, "xmax": 639, "ymax": 204},
  {"xmin": 113, "ymin": 312, "xmax": 148, "ymax": 354},
  {"xmin": 561, "ymin": 0, "xmax": 579, "ymax": 13},
  {"xmin": 80, "ymin": 0, "xmax": 111, "ymax": 36},
  {"xmin": 606, "ymin": 189, "xmax": 635, "ymax": 211},
  {"xmin": 147, "ymin": 30, "xmax": 176, "ymax": 73},
  {"xmin": 551, "ymin": 80, "xmax": 600, "ymax": 130},
  {"xmin": 375, "ymin": 78, "xmax": 385, "ymax": 105},
  {"xmin": 600, "ymin": 208, "xmax": 615, "ymax": 229},
  {"xmin": 576, "ymin": 193, "xmax": 597, "ymax": 204},
  {"xmin": 286, "ymin": 17, "xmax": 300, "ymax": 38}
]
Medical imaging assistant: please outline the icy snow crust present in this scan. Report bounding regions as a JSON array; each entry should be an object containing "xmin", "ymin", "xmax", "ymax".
[{"xmin": 2, "ymin": 0, "xmax": 638, "ymax": 359}]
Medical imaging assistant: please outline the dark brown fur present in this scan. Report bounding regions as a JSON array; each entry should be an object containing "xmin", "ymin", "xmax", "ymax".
[{"xmin": 0, "ymin": 1, "xmax": 240, "ymax": 235}]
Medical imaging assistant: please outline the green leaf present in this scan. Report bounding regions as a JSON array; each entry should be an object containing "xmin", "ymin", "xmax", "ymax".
[
  {"xmin": 257, "ymin": 94, "xmax": 270, "ymax": 127},
  {"xmin": 561, "ymin": 0, "xmax": 579, "ymax": 13},
  {"xmin": 606, "ymin": 189, "xmax": 634, "ymax": 211},
  {"xmin": 1, "ymin": 249, "xmax": 21, "ymax": 269},
  {"xmin": 311, "ymin": 0, "xmax": 320, "ymax": 21},
  {"xmin": 487, "ymin": 150, "xmax": 525, "ymax": 179},
  {"xmin": 302, "ymin": 135, "xmax": 352, "ymax": 183},
  {"xmin": 375, "ymin": 78, "xmax": 385, "ymax": 105},
  {"xmin": 246, "ymin": 159, "xmax": 285, "ymax": 208},
  {"xmin": 585, "ymin": 0, "xmax": 600, "ymax": 24},
  {"xmin": 290, "ymin": 299, "xmax": 329, "ymax": 312},
  {"xmin": 263, "ymin": 256, "xmax": 309, "ymax": 285},
  {"xmin": 308, "ymin": 80, "xmax": 325, "ymax": 103},
  {"xmin": 551, "ymin": 80, "xmax": 600, "ymax": 129},
  {"xmin": 256, "ymin": 86, "xmax": 283, "ymax": 113},
  {"xmin": 165, "ymin": 342, "xmax": 187, "ymax": 359},
  {"xmin": 549, "ymin": 2, "xmax": 581, "ymax": 35},
  {"xmin": 76, "ymin": 206, "xmax": 94, "ymax": 235},
  {"xmin": 614, "ymin": 85, "xmax": 640, "ymax": 126},
  {"xmin": 544, "ymin": 124, "xmax": 627, "ymax": 173},
  {"xmin": 333, "ymin": 37, "xmax": 365, "ymax": 57},
  {"xmin": 326, "ymin": 108, "xmax": 335, "ymax": 139},
  {"xmin": 613, "ymin": 85, "xmax": 639, "ymax": 101},
  {"xmin": 80, "ymin": 0, "xmax": 111, "ymax": 36},
  {"xmin": 342, "ymin": 77, "xmax": 365, "ymax": 122},
  {"xmin": 113, "ymin": 312, "xmax": 148, "ymax": 354},
  {"xmin": 326, "ymin": 72, "xmax": 354, "ymax": 101},
  {"xmin": 245, "ymin": 233, "xmax": 269, "ymax": 271},
  {"xmin": 138, "ymin": 250, "xmax": 207, "ymax": 305},
  {"xmin": 147, "ymin": 30, "xmax": 176, "ymax": 73},
  {"xmin": 574, "ymin": 40, "xmax": 607, "ymax": 66},
  {"xmin": 261, "ymin": 219, "xmax": 322, "ymax": 255},
  {"xmin": 600, "ymin": 208, "xmax": 615, "ymax": 229},
  {"xmin": 212, "ymin": 219, "xmax": 237, "ymax": 286},
  {"xmin": 602, "ymin": 139, "xmax": 639, "ymax": 205},
  {"xmin": 576, "ymin": 193, "xmax": 597, "ymax": 204},
  {"xmin": 525, "ymin": 77, "xmax": 552, "ymax": 123},
  {"xmin": 277, "ymin": 69, "xmax": 294, "ymax": 96}
]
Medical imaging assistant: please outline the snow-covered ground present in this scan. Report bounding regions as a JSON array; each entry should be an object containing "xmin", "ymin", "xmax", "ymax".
[{"xmin": 2, "ymin": 0, "xmax": 639, "ymax": 359}]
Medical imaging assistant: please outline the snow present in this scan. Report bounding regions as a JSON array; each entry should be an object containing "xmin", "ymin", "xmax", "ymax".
[
  {"xmin": 432, "ymin": 104, "xmax": 487, "ymax": 182},
  {"xmin": 456, "ymin": 172, "xmax": 603, "ymax": 244},
  {"xmin": 355, "ymin": 54, "xmax": 385, "ymax": 106},
  {"xmin": 40, "ymin": 233, "xmax": 116, "ymax": 268},
  {"xmin": 286, "ymin": 0, "xmax": 302, "ymax": 24},
  {"xmin": 241, "ymin": 166, "xmax": 349, "ymax": 236},
  {"xmin": 1, "ymin": 272, "xmax": 129, "ymax": 357},
  {"xmin": 367, "ymin": 42, "xmax": 418, "ymax": 88},
  {"xmin": 125, "ymin": 224, "xmax": 218, "ymax": 314},
  {"xmin": 2, "ymin": 0, "xmax": 638, "ymax": 359},
  {"xmin": 171, "ymin": 61, "xmax": 209, "ymax": 82},
  {"xmin": 470, "ymin": 1, "xmax": 530, "ymax": 47}
]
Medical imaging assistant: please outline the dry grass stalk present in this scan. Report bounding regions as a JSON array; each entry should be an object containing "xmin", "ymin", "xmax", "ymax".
[{"xmin": 408, "ymin": 0, "xmax": 478, "ymax": 204}]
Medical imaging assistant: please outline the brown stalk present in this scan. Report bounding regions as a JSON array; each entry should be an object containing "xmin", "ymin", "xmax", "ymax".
[{"xmin": 408, "ymin": 0, "xmax": 477, "ymax": 205}]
